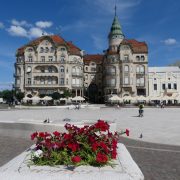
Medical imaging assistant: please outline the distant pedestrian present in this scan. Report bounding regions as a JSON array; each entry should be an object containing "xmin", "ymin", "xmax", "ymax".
[
  {"xmin": 139, "ymin": 104, "xmax": 144, "ymax": 117},
  {"xmin": 160, "ymin": 101, "xmax": 164, "ymax": 108}
]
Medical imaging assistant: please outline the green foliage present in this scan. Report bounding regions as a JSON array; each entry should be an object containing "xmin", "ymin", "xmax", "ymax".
[
  {"xmin": 63, "ymin": 90, "xmax": 72, "ymax": 98},
  {"xmin": 15, "ymin": 92, "xmax": 24, "ymax": 102},
  {"xmin": 51, "ymin": 92, "xmax": 61, "ymax": 100},
  {"xmin": 1, "ymin": 90, "xmax": 13, "ymax": 102}
]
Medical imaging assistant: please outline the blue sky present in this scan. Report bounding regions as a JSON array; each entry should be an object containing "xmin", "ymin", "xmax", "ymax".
[{"xmin": 1, "ymin": 0, "xmax": 180, "ymax": 89}]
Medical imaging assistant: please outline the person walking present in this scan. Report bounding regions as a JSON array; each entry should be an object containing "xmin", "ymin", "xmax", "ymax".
[{"xmin": 139, "ymin": 104, "xmax": 144, "ymax": 117}]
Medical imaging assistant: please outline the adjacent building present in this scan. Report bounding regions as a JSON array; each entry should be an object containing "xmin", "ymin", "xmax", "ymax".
[{"xmin": 148, "ymin": 66, "xmax": 180, "ymax": 97}]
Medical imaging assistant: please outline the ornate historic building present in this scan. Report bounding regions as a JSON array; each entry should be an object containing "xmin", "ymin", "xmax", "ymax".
[
  {"xmin": 14, "ymin": 35, "xmax": 84, "ymax": 97},
  {"xmin": 103, "ymin": 14, "xmax": 148, "ymax": 99},
  {"xmin": 14, "ymin": 12, "xmax": 148, "ymax": 102}
]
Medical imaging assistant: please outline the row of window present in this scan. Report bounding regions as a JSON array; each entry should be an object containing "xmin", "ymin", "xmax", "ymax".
[
  {"xmin": 27, "ymin": 56, "xmax": 66, "ymax": 62},
  {"xmin": 154, "ymin": 83, "xmax": 177, "ymax": 90},
  {"xmin": 27, "ymin": 78, "xmax": 82, "ymax": 86},
  {"xmin": 123, "ymin": 55, "xmax": 145, "ymax": 61},
  {"xmin": 27, "ymin": 47, "xmax": 66, "ymax": 53}
]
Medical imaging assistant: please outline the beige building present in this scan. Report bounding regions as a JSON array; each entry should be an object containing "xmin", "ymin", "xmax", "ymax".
[
  {"xmin": 103, "ymin": 14, "xmax": 148, "ymax": 98},
  {"xmin": 14, "ymin": 35, "xmax": 84, "ymax": 97},
  {"xmin": 148, "ymin": 66, "xmax": 180, "ymax": 97},
  {"xmin": 14, "ymin": 13, "xmax": 149, "ymax": 102}
]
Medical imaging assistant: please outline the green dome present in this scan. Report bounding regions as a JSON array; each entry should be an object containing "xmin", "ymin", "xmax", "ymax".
[{"xmin": 109, "ymin": 16, "xmax": 123, "ymax": 37}]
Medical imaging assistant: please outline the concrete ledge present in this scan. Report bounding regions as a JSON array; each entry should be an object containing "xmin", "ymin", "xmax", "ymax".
[{"xmin": 0, "ymin": 143, "xmax": 144, "ymax": 180}]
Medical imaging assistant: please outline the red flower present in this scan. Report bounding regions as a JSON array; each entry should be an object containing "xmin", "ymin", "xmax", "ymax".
[
  {"xmin": 111, "ymin": 150, "xmax": 117, "ymax": 159},
  {"xmin": 68, "ymin": 143, "xmax": 79, "ymax": 152},
  {"xmin": 71, "ymin": 156, "xmax": 81, "ymax": 163},
  {"xmin": 64, "ymin": 133, "xmax": 72, "ymax": 140},
  {"xmin": 125, "ymin": 129, "xmax": 130, "ymax": 136},
  {"xmin": 96, "ymin": 152, "xmax": 108, "ymax": 163},
  {"xmin": 39, "ymin": 132, "xmax": 45, "ymax": 138},
  {"xmin": 95, "ymin": 120, "xmax": 109, "ymax": 132},
  {"xmin": 99, "ymin": 142, "xmax": 108, "ymax": 153},
  {"xmin": 92, "ymin": 142, "xmax": 99, "ymax": 151},
  {"xmin": 53, "ymin": 131, "xmax": 60, "ymax": 137},
  {"xmin": 112, "ymin": 139, "xmax": 117, "ymax": 149},
  {"xmin": 31, "ymin": 132, "xmax": 38, "ymax": 140}
]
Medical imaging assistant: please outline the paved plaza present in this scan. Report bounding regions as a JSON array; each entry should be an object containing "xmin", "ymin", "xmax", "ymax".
[
  {"xmin": 0, "ymin": 106, "xmax": 180, "ymax": 179},
  {"xmin": 0, "ymin": 106, "xmax": 180, "ymax": 145}
]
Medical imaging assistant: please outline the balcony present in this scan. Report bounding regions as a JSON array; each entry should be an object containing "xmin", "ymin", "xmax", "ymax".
[
  {"xmin": 32, "ymin": 72, "xmax": 59, "ymax": 76},
  {"xmin": 136, "ymin": 83, "xmax": 145, "ymax": 87},
  {"xmin": 72, "ymin": 84, "xmax": 83, "ymax": 88},
  {"xmin": 136, "ymin": 72, "xmax": 145, "ymax": 75},
  {"xmin": 122, "ymin": 84, "xmax": 132, "ymax": 87},
  {"xmin": 25, "ymin": 84, "xmax": 60, "ymax": 88},
  {"xmin": 72, "ymin": 72, "xmax": 83, "ymax": 77},
  {"xmin": 165, "ymin": 89, "xmax": 177, "ymax": 94}
]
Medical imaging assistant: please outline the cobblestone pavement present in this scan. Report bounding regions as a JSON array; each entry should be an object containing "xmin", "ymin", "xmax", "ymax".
[{"xmin": 0, "ymin": 134, "xmax": 180, "ymax": 180}]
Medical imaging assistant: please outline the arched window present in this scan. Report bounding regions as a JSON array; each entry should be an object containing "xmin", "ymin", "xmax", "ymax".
[
  {"xmin": 124, "ymin": 65, "xmax": 129, "ymax": 72},
  {"xmin": 60, "ymin": 66, "xmax": 64, "ymax": 73},
  {"xmin": 140, "ymin": 66, "xmax": 145, "ymax": 73},
  {"xmin": 45, "ymin": 47, "xmax": 49, "ymax": 53},
  {"xmin": 136, "ymin": 66, "xmax": 140, "ymax": 73},
  {"xmin": 136, "ymin": 56, "xmax": 140, "ymax": 61},
  {"xmin": 60, "ymin": 55, "xmax": 65, "ymax": 62},
  {"xmin": 40, "ymin": 47, "xmax": 44, "ymax": 53}
]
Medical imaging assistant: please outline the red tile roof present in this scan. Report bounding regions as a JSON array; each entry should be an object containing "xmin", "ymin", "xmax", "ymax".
[
  {"xmin": 121, "ymin": 39, "xmax": 148, "ymax": 53},
  {"xmin": 83, "ymin": 54, "xmax": 104, "ymax": 64},
  {"xmin": 16, "ymin": 35, "xmax": 81, "ymax": 56}
]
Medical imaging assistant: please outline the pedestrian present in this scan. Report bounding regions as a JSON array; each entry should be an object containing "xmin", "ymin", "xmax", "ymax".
[{"xmin": 139, "ymin": 104, "xmax": 144, "ymax": 117}]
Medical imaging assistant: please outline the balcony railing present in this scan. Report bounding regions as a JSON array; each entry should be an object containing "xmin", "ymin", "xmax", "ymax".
[
  {"xmin": 72, "ymin": 72, "xmax": 83, "ymax": 76},
  {"xmin": 136, "ymin": 83, "xmax": 145, "ymax": 87},
  {"xmin": 136, "ymin": 72, "xmax": 145, "ymax": 75},
  {"xmin": 25, "ymin": 84, "xmax": 60, "ymax": 87},
  {"xmin": 105, "ymin": 84, "xmax": 116, "ymax": 87},
  {"xmin": 71, "ymin": 84, "xmax": 83, "ymax": 88}
]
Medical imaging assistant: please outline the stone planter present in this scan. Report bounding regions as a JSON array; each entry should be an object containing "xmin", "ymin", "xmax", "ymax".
[{"xmin": 0, "ymin": 143, "xmax": 144, "ymax": 180}]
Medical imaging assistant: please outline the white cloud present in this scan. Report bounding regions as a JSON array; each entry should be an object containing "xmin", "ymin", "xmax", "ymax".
[
  {"xmin": 7, "ymin": 25, "xmax": 28, "ymax": 37},
  {"xmin": 11, "ymin": 19, "xmax": 31, "ymax": 27},
  {"xmin": 28, "ymin": 27, "xmax": 44, "ymax": 38},
  {"xmin": 163, "ymin": 38, "xmax": 177, "ymax": 45},
  {"xmin": 0, "ymin": 22, "xmax": 4, "ymax": 29},
  {"xmin": 36, "ymin": 21, "xmax": 53, "ymax": 28}
]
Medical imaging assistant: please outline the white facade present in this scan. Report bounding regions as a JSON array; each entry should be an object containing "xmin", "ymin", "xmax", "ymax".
[{"xmin": 148, "ymin": 66, "xmax": 180, "ymax": 97}]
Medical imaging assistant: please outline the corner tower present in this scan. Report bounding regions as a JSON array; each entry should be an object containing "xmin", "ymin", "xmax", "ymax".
[{"xmin": 108, "ymin": 6, "xmax": 124, "ymax": 50}]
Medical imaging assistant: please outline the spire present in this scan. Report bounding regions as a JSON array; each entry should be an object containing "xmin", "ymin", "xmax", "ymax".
[
  {"xmin": 115, "ymin": 4, "xmax": 117, "ymax": 16},
  {"xmin": 108, "ymin": 15, "xmax": 124, "ymax": 38}
]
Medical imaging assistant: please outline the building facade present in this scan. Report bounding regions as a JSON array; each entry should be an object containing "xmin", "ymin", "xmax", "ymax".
[
  {"xmin": 148, "ymin": 67, "xmax": 180, "ymax": 97},
  {"xmin": 14, "ymin": 35, "xmax": 84, "ymax": 97},
  {"xmin": 103, "ymin": 15, "xmax": 148, "ymax": 99}
]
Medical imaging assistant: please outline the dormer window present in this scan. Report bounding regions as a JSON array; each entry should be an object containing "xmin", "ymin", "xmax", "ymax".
[
  {"xmin": 45, "ymin": 47, "xmax": 49, "ymax": 53},
  {"xmin": 136, "ymin": 56, "xmax": 140, "ymax": 61},
  {"xmin": 141, "ymin": 56, "xmax": 145, "ymax": 61},
  {"xmin": 60, "ymin": 47, "xmax": 66, "ymax": 51}
]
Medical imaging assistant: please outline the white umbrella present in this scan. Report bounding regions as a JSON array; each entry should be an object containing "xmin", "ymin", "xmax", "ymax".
[
  {"xmin": 150, "ymin": 96, "xmax": 162, "ymax": 101},
  {"xmin": 161, "ymin": 95, "xmax": 174, "ymax": 101},
  {"xmin": 42, "ymin": 96, "xmax": 52, "ymax": 101},
  {"xmin": 72, "ymin": 96, "xmax": 85, "ymax": 101},
  {"xmin": 23, "ymin": 96, "xmax": 32, "ymax": 101},
  {"xmin": 109, "ymin": 95, "xmax": 122, "ymax": 102},
  {"xmin": 123, "ymin": 96, "xmax": 136, "ymax": 101},
  {"xmin": 137, "ymin": 95, "xmax": 147, "ymax": 101},
  {"xmin": 60, "ymin": 98, "xmax": 67, "ymax": 101},
  {"xmin": 31, "ymin": 96, "xmax": 41, "ymax": 102}
]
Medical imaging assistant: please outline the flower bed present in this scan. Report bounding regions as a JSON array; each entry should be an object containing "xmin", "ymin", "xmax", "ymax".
[{"xmin": 31, "ymin": 120, "xmax": 129, "ymax": 167}]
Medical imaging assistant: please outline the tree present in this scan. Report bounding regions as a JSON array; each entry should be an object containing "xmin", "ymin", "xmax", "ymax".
[
  {"xmin": 63, "ymin": 90, "xmax": 72, "ymax": 98},
  {"xmin": 15, "ymin": 92, "xmax": 25, "ymax": 102},
  {"xmin": 1, "ymin": 90, "xmax": 13, "ymax": 103},
  {"xmin": 51, "ymin": 92, "xmax": 61, "ymax": 100}
]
